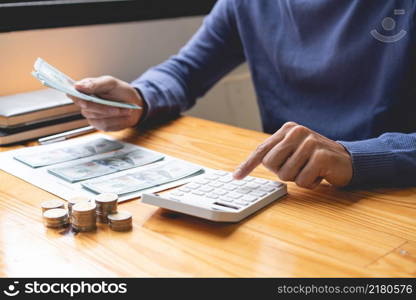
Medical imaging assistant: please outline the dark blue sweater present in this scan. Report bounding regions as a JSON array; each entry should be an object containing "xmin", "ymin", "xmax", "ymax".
[{"xmin": 132, "ymin": 0, "xmax": 416, "ymax": 187}]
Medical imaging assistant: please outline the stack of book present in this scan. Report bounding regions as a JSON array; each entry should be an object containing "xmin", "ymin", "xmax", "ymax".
[{"xmin": 0, "ymin": 88, "xmax": 88, "ymax": 145}]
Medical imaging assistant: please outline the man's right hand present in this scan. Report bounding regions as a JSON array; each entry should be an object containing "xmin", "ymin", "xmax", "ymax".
[{"xmin": 67, "ymin": 76, "xmax": 144, "ymax": 131}]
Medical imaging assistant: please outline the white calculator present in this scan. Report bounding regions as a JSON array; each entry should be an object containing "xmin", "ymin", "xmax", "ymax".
[{"xmin": 142, "ymin": 170, "xmax": 287, "ymax": 222}]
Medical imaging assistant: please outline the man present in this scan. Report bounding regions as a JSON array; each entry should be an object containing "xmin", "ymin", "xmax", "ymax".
[{"xmin": 69, "ymin": 0, "xmax": 416, "ymax": 189}]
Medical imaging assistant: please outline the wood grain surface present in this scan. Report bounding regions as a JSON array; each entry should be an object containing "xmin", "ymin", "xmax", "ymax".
[{"xmin": 0, "ymin": 116, "xmax": 414, "ymax": 277}]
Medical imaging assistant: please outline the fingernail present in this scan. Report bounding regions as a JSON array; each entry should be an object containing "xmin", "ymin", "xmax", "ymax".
[
  {"xmin": 76, "ymin": 81, "xmax": 85, "ymax": 87},
  {"xmin": 233, "ymin": 168, "xmax": 243, "ymax": 179}
]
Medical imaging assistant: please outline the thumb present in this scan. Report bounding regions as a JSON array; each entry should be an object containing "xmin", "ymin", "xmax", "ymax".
[{"xmin": 75, "ymin": 76, "xmax": 117, "ymax": 95}]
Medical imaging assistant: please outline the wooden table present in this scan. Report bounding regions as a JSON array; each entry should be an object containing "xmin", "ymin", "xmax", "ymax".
[{"xmin": 0, "ymin": 116, "xmax": 414, "ymax": 277}]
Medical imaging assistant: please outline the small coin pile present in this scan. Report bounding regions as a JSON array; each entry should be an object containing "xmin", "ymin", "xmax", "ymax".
[
  {"xmin": 71, "ymin": 201, "xmax": 97, "ymax": 232},
  {"xmin": 41, "ymin": 194, "xmax": 132, "ymax": 232},
  {"xmin": 43, "ymin": 208, "xmax": 69, "ymax": 228},
  {"xmin": 41, "ymin": 199, "xmax": 65, "ymax": 213},
  {"xmin": 108, "ymin": 211, "xmax": 133, "ymax": 232},
  {"xmin": 67, "ymin": 195, "xmax": 90, "ymax": 216},
  {"xmin": 95, "ymin": 193, "xmax": 118, "ymax": 223}
]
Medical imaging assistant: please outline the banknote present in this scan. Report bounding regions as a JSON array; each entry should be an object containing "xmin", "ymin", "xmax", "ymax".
[
  {"xmin": 33, "ymin": 58, "xmax": 75, "ymax": 91},
  {"xmin": 82, "ymin": 160, "xmax": 204, "ymax": 195},
  {"xmin": 93, "ymin": 149, "xmax": 163, "ymax": 171},
  {"xmin": 14, "ymin": 138, "xmax": 123, "ymax": 168},
  {"xmin": 48, "ymin": 161, "xmax": 115, "ymax": 183},
  {"xmin": 32, "ymin": 58, "xmax": 142, "ymax": 110},
  {"xmin": 48, "ymin": 149, "xmax": 164, "ymax": 182}
]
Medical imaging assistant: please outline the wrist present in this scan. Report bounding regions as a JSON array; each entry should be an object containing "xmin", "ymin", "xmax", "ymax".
[
  {"xmin": 131, "ymin": 87, "xmax": 148, "ymax": 128},
  {"xmin": 335, "ymin": 141, "xmax": 353, "ymax": 186},
  {"xmin": 337, "ymin": 138, "xmax": 395, "ymax": 187}
]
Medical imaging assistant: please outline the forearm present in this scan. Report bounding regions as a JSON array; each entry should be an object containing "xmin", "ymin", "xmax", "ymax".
[
  {"xmin": 132, "ymin": 69, "xmax": 189, "ymax": 125},
  {"xmin": 339, "ymin": 132, "xmax": 416, "ymax": 187}
]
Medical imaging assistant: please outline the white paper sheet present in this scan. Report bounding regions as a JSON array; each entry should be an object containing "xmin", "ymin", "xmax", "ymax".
[{"xmin": 0, "ymin": 134, "xmax": 207, "ymax": 202}]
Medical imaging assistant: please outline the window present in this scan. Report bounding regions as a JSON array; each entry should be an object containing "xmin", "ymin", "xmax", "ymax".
[{"xmin": 0, "ymin": 0, "xmax": 217, "ymax": 32}]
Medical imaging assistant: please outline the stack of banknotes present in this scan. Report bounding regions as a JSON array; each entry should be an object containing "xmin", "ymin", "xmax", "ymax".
[
  {"xmin": 14, "ymin": 137, "xmax": 204, "ymax": 196},
  {"xmin": 48, "ymin": 149, "xmax": 164, "ymax": 183},
  {"xmin": 82, "ymin": 160, "xmax": 204, "ymax": 195},
  {"xmin": 32, "ymin": 57, "xmax": 142, "ymax": 110},
  {"xmin": 14, "ymin": 138, "xmax": 124, "ymax": 167}
]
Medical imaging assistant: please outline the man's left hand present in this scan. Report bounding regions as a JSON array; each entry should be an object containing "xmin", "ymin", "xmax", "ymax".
[{"xmin": 233, "ymin": 122, "xmax": 353, "ymax": 189}]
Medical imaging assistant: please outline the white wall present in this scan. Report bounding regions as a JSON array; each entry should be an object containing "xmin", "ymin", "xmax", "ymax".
[{"xmin": 0, "ymin": 17, "xmax": 261, "ymax": 131}]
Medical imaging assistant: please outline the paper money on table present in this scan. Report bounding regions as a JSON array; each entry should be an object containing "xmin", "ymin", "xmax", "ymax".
[
  {"xmin": 31, "ymin": 58, "xmax": 142, "ymax": 110},
  {"xmin": 14, "ymin": 138, "xmax": 123, "ymax": 168},
  {"xmin": 82, "ymin": 160, "xmax": 204, "ymax": 195},
  {"xmin": 48, "ymin": 149, "xmax": 164, "ymax": 182}
]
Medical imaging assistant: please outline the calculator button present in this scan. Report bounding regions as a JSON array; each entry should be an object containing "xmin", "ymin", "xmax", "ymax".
[
  {"xmin": 259, "ymin": 186, "xmax": 275, "ymax": 192},
  {"xmin": 222, "ymin": 184, "xmax": 236, "ymax": 191},
  {"xmin": 213, "ymin": 170, "xmax": 228, "ymax": 176},
  {"xmin": 250, "ymin": 191, "xmax": 267, "ymax": 197},
  {"xmin": 219, "ymin": 197, "xmax": 234, "ymax": 203},
  {"xmin": 264, "ymin": 184, "xmax": 279, "ymax": 191},
  {"xmin": 199, "ymin": 186, "xmax": 214, "ymax": 193},
  {"xmin": 268, "ymin": 181, "xmax": 283, "ymax": 187},
  {"xmin": 235, "ymin": 187, "xmax": 254, "ymax": 194},
  {"xmin": 208, "ymin": 181, "xmax": 223, "ymax": 188},
  {"xmin": 195, "ymin": 179, "xmax": 210, "ymax": 184},
  {"xmin": 242, "ymin": 195, "xmax": 258, "ymax": 202},
  {"xmin": 264, "ymin": 185, "xmax": 278, "ymax": 191},
  {"xmin": 187, "ymin": 183, "xmax": 201, "ymax": 189},
  {"xmin": 240, "ymin": 198, "xmax": 251, "ymax": 203},
  {"xmin": 219, "ymin": 177, "xmax": 233, "ymax": 183},
  {"xmin": 205, "ymin": 175, "xmax": 219, "ymax": 180},
  {"xmin": 231, "ymin": 181, "xmax": 245, "ymax": 186},
  {"xmin": 171, "ymin": 191, "xmax": 184, "ymax": 196},
  {"xmin": 254, "ymin": 178, "xmax": 268, "ymax": 184},
  {"xmin": 191, "ymin": 191, "xmax": 205, "ymax": 196},
  {"xmin": 246, "ymin": 183, "xmax": 260, "ymax": 189},
  {"xmin": 213, "ymin": 189, "xmax": 228, "ymax": 196},
  {"xmin": 178, "ymin": 187, "xmax": 191, "ymax": 193},
  {"xmin": 242, "ymin": 176, "xmax": 255, "ymax": 182},
  {"xmin": 227, "ymin": 192, "xmax": 242, "ymax": 199},
  {"xmin": 206, "ymin": 194, "xmax": 219, "ymax": 199}
]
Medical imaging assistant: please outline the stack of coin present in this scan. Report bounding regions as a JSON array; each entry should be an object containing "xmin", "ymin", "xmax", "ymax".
[
  {"xmin": 71, "ymin": 201, "xmax": 97, "ymax": 232},
  {"xmin": 95, "ymin": 193, "xmax": 118, "ymax": 223},
  {"xmin": 43, "ymin": 208, "xmax": 69, "ymax": 228},
  {"xmin": 41, "ymin": 199, "xmax": 65, "ymax": 213},
  {"xmin": 67, "ymin": 196, "xmax": 90, "ymax": 216},
  {"xmin": 108, "ymin": 211, "xmax": 132, "ymax": 232}
]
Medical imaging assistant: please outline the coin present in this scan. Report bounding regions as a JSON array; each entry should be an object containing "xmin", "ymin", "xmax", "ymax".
[
  {"xmin": 72, "ymin": 201, "xmax": 96, "ymax": 213},
  {"xmin": 108, "ymin": 211, "xmax": 131, "ymax": 221},
  {"xmin": 41, "ymin": 199, "xmax": 65, "ymax": 213},
  {"xmin": 95, "ymin": 193, "xmax": 118, "ymax": 224},
  {"xmin": 95, "ymin": 193, "xmax": 118, "ymax": 203},
  {"xmin": 42, "ymin": 208, "xmax": 69, "ymax": 228},
  {"xmin": 71, "ymin": 201, "xmax": 96, "ymax": 232},
  {"xmin": 108, "ymin": 211, "xmax": 132, "ymax": 232},
  {"xmin": 67, "ymin": 196, "xmax": 90, "ymax": 215}
]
